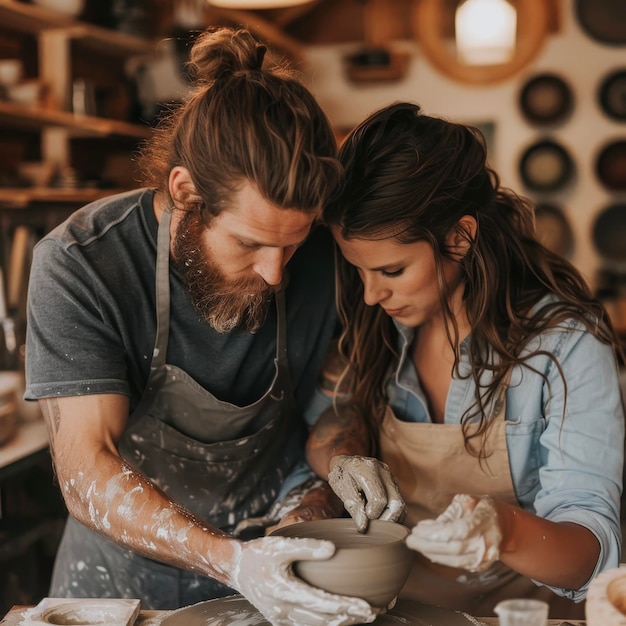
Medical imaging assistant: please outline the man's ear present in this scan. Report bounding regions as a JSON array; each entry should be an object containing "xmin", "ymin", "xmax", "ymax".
[
  {"xmin": 446, "ymin": 215, "xmax": 477, "ymax": 258},
  {"xmin": 168, "ymin": 166, "xmax": 200, "ymax": 207}
]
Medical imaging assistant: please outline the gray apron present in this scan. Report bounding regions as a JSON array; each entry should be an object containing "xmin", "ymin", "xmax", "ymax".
[{"xmin": 50, "ymin": 208, "xmax": 303, "ymax": 608}]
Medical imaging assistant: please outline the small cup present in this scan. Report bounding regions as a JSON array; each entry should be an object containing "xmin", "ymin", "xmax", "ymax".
[
  {"xmin": 6, "ymin": 80, "xmax": 43, "ymax": 108},
  {"xmin": 0, "ymin": 59, "xmax": 23, "ymax": 86},
  {"xmin": 494, "ymin": 599, "xmax": 548, "ymax": 626}
]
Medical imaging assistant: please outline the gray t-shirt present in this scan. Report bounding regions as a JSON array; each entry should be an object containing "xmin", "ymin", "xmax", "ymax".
[{"xmin": 25, "ymin": 188, "xmax": 337, "ymax": 416}]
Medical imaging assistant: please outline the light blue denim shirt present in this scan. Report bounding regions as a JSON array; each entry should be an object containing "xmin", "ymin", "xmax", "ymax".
[{"xmin": 305, "ymin": 315, "xmax": 624, "ymax": 601}]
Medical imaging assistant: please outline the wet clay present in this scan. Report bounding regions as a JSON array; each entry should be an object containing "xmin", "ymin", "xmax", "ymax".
[
  {"xmin": 270, "ymin": 519, "xmax": 414, "ymax": 608},
  {"xmin": 161, "ymin": 596, "xmax": 482, "ymax": 625}
]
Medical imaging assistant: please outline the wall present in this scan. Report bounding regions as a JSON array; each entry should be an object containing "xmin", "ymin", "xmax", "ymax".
[{"xmin": 300, "ymin": 0, "xmax": 625, "ymax": 290}]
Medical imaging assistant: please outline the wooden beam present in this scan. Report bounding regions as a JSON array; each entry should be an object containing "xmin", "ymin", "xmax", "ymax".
[
  {"xmin": 272, "ymin": 0, "xmax": 325, "ymax": 28},
  {"xmin": 209, "ymin": 8, "xmax": 306, "ymax": 61}
]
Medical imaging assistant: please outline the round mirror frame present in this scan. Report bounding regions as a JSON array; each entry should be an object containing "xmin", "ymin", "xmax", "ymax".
[{"xmin": 412, "ymin": 0, "xmax": 550, "ymax": 85}]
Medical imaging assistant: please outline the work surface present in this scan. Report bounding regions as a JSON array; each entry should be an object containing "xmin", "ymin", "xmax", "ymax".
[{"xmin": 0, "ymin": 600, "xmax": 586, "ymax": 626}]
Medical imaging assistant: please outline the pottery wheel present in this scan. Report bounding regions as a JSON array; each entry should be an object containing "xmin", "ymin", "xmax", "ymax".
[{"xmin": 161, "ymin": 595, "xmax": 480, "ymax": 625}]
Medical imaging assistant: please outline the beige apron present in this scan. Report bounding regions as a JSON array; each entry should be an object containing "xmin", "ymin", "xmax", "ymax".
[{"xmin": 379, "ymin": 384, "xmax": 586, "ymax": 619}]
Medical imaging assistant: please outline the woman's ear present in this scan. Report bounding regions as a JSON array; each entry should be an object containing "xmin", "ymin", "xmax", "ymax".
[
  {"xmin": 446, "ymin": 215, "xmax": 477, "ymax": 258},
  {"xmin": 168, "ymin": 166, "xmax": 200, "ymax": 207}
]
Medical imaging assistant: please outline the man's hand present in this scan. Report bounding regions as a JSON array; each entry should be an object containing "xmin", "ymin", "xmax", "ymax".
[
  {"xmin": 406, "ymin": 494, "xmax": 502, "ymax": 572},
  {"xmin": 328, "ymin": 455, "xmax": 406, "ymax": 533},
  {"xmin": 232, "ymin": 536, "xmax": 378, "ymax": 626}
]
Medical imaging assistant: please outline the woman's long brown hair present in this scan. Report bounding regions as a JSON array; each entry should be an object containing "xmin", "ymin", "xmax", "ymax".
[{"xmin": 325, "ymin": 102, "xmax": 623, "ymax": 457}]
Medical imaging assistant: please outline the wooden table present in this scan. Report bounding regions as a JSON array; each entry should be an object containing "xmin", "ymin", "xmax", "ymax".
[{"xmin": 0, "ymin": 604, "xmax": 586, "ymax": 625}]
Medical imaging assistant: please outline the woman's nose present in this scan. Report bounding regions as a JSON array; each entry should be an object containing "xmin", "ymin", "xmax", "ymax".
[{"xmin": 362, "ymin": 275, "xmax": 387, "ymax": 306}]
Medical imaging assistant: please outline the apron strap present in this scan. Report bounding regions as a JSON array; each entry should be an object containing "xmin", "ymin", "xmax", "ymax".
[
  {"xmin": 151, "ymin": 206, "xmax": 172, "ymax": 370},
  {"xmin": 150, "ymin": 206, "xmax": 294, "ymax": 407},
  {"xmin": 275, "ymin": 287, "xmax": 288, "ymax": 372}
]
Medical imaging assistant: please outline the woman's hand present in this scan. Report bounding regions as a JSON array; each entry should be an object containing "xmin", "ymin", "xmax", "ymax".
[
  {"xmin": 328, "ymin": 455, "xmax": 406, "ymax": 532},
  {"xmin": 232, "ymin": 535, "xmax": 378, "ymax": 625},
  {"xmin": 406, "ymin": 494, "xmax": 501, "ymax": 572}
]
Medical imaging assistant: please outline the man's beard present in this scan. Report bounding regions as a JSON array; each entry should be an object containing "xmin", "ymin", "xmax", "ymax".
[{"xmin": 171, "ymin": 210, "xmax": 277, "ymax": 333}]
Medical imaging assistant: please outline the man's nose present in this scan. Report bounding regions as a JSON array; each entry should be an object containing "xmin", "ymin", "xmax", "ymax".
[{"xmin": 253, "ymin": 248, "xmax": 285, "ymax": 286}]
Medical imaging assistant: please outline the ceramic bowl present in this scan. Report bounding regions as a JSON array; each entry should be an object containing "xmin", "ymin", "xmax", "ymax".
[
  {"xmin": 6, "ymin": 80, "xmax": 43, "ymax": 108},
  {"xmin": 0, "ymin": 59, "xmax": 23, "ymax": 86},
  {"xmin": 270, "ymin": 518, "xmax": 414, "ymax": 608},
  {"xmin": 32, "ymin": 0, "xmax": 85, "ymax": 17}
]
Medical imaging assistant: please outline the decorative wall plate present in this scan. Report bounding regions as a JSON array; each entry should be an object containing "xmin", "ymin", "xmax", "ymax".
[
  {"xmin": 534, "ymin": 203, "xmax": 574, "ymax": 258},
  {"xmin": 599, "ymin": 69, "xmax": 626, "ymax": 121},
  {"xmin": 575, "ymin": 0, "xmax": 626, "ymax": 46},
  {"xmin": 592, "ymin": 203, "xmax": 626, "ymax": 262},
  {"xmin": 595, "ymin": 140, "xmax": 626, "ymax": 191},
  {"xmin": 519, "ymin": 73, "xmax": 574, "ymax": 126},
  {"xmin": 519, "ymin": 139, "xmax": 575, "ymax": 192}
]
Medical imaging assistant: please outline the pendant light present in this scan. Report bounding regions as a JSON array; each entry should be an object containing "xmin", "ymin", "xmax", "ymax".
[
  {"xmin": 207, "ymin": 0, "xmax": 314, "ymax": 8},
  {"xmin": 455, "ymin": 0, "xmax": 517, "ymax": 65}
]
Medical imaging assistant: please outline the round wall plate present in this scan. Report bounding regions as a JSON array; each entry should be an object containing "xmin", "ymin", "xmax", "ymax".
[
  {"xmin": 598, "ymin": 69, "xmax": 626, "ymax": 121},
  {"xmin": 595, "ymin": 140, "xmax": 626, "ymax": 191},
  {"xmin": 534, "ymin": 203, "xmax": 574, "ymax": 258},
  {"xmin": 519, "ymin": 139, "xmax": 575, "ymax": 192},
  {"xmin": 592, "ymin": 203, "xmax": 626, "ymax": 262},
  {"xmin": 519, "ymin": 72, "xmax": 574, "ymax": 126},
  {"xmin": 575, "ymin": 0, "xmax": 626, "ymax": 45}
]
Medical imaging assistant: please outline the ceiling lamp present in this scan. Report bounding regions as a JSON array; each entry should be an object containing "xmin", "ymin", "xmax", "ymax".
[
  {"xmin": 455, "ymin": 0, "xmax": 517, "ymax": 65},
  {"xmin": 207, "ymin": 0, "xmax": 314, "ymax": 8}
]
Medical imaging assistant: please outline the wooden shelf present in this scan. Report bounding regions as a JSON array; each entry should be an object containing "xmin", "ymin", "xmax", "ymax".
[
  {"xmin": 0, "ymin": 101, "xmax": 151, "ymax": 139},
  {"xmin": 0, "ymin": 1, "xmax": 156, "ymax": 213},
  {"xmin": 0, "ymin": 187, "xmax": 132, "ymax": 209},
  {"xmin": 0, "ymin": 0, "xmax": 156, "ymax": 56}
]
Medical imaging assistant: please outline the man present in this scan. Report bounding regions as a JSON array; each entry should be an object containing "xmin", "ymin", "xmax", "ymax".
[{"xmin": 25, "ymin": 26, "xmax": 378, "ymax": 626}]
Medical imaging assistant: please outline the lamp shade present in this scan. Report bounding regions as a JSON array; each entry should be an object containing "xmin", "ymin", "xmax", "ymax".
[
  {"xmin": 207, "ymin": 0, "xmax": 314, "ymax": 8},
  {"xmin": 455, "ymin": 0, "xmax": 517, "ymax": 65}
]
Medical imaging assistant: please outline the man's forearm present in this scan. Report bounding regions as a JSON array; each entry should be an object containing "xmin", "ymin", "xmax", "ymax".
[
  {"xmin": 60, "ymin": 447, "xmax": 240, "ymax": 583},
  {"xmin": 41, "ymin": 396, "xmax": 240, "ymax": 586}
]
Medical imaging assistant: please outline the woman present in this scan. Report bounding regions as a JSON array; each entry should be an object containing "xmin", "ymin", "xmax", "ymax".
[{"xmin": 306, "ymin": 102, "xmax": 625, "ymax": 619}]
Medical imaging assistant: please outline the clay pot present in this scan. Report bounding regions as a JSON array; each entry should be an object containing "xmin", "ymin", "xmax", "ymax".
[{"xmin": 270, "ymin": 518, "xmax": 414, "ymax": 608}]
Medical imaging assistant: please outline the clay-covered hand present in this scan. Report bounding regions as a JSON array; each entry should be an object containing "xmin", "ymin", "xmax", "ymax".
[
  {"xmin": 328, "ymin": 455, "xmax": 406, "ymax": 533},
  {"xmin": 232, "ymin": 535, "xmax": 378, "ymax": 626},
  {"xmin": 406, "ymin": 494, "xmax": 502, "ymax": 572}
]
